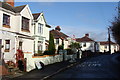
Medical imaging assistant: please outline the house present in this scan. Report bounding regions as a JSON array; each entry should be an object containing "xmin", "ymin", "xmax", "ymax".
[
  {"xmin": 99, "ymin": 41, "xmax": 119, "ymax": 53},
  {"xmin": 76, "ymin": 34, "xmax": 99, "ymax": 52},
  {"xmin": 0, "ymin": 0, "xmax": 35, "ymax": 71},
  {"xmin": 32, "ymin": 13, "xmax": 51, "ymax": 54},
  {"xmin": 50, "ymin": 26, "xmax": 69, "ymax": 51}
]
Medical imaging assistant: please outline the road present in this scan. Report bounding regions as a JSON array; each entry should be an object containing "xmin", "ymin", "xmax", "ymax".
[{"xmin": 48, "ymin": 54, "xmax": 120, "ymax": 79}]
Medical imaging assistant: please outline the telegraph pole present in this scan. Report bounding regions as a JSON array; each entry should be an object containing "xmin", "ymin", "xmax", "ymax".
[{"xmin": 108, "ymin": 27, "xmax": 111, "ymax": 54}]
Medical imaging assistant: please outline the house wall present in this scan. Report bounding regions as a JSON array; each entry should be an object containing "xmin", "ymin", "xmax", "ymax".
[
  {"xmin": 0, "ymin": 5, "xmax": 35, "ymax": 72},
  {"xmin": 34, "ymin": 13, "xmax": 50, "ymax": 52},
  {"xmin": 80, "ymin": 42, "xmax": 95, "ymax": 52},
  {"xmin": 0, "ymin": 7, "xmax": 17, "ymax": 63},
  {"xmin": 0, "ymin": 31, "xmax": 16, "ymax": 63},
  {"xmin": 99, "ymin": 44, "xmax": 119, "ymax": 53},
  {"xmin": 54, "ymin": 39, "xmax": 69, "ymax": 50}
]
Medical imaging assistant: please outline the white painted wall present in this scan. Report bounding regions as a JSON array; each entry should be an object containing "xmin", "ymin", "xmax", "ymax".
[
  {"xmin": 54, "ymin": 38, "xmax": 69, "ymax": 50},
  {"xmin": 0, "ymin": 4, "xmax": 35, "ymax": 72},
  {"xmin": 80, "ymin": 42, "xmax": 95, "ymax": 52},
  {"xmin": 99, "ymin": 44, "xmax": 119, "ymax": 53},
  {"xmin": 33, "ymin": 13, "xmax": 50, "ymax": 52},
  {"xmin": 0, "ymin": 31, "xmax": 16, "ymax": 63}
]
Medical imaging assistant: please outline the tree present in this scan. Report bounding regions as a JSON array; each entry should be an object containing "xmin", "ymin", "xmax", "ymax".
[
  {"xmin": 111, "ymin": 17, "xmax": 120, "ymax": 45},
  {"xmin": 48, "ymin": 33, "xmax": 56, "ymax": 55},
  {"xmin": 69, "ymin": 42, "xmax": 80, "ymax": 49}
]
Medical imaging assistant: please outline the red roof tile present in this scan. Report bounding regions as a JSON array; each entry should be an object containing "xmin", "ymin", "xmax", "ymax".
[
  {"xmin": 32, "ymin": 13, "xmax": 41, "ymax": 20},
  {"xmin": 76, "ymin": 37, "xmax": 94, "ymax": 42},
  {"xmin": 50, "ymin": 29, "xmax": 69, "ymax": 40}
]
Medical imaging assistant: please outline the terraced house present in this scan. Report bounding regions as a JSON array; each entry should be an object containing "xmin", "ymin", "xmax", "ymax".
[
  {"xmin": 32, "ymin": 13, "xmax": 51, "ymax": 54},
  {"xmin": 50, "ymin": 26, "xmax": 70, "ymax": 51},
  {"xmin": 76, "ymin": 34, "xmax": 99, "ymax": 52},
  {"xmin": 0, "ymin": 0, "xmax": 35, "ymax": 71}
]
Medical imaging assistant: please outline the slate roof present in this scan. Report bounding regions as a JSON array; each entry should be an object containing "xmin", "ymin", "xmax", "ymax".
[
  {"xmin": 14, "ymin": 5, "xmax": 26, "ymax": 13},
  {"xmin": 50, "ymin": 29, "xmax": 69, "ymax": 40},
  {"xmin": 100, "ymin": 41, "xmax": 117, "ymax": 45},
  {"xmin": 76, "ymin": 36, "xmax": 94, "ymax": 42},
  {"xmin": 0, "ymin": 2, "xmax": 26, "ymax": 13},
  {"xmin": 32, "ymin": 13, "xmax": 41, "ymax": 20}
]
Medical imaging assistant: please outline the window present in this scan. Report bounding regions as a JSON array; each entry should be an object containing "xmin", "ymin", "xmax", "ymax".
[
  {"xmin": 38, "ymin": 23, "xmax": 43, "ymax": 34},
  {"xmin": 3, "ymin": 14, "xmax": 10, "ymax": 26},
  {"xmin": 46, "ymin": 45, "xmax": 48, "ymax": 50},
  {"xmin": 19, "ymin": 41, "xmax": 23, "ymax": 50},
  {"xmin": 83, "ymin": 43, "xmax": 86, "ymax": 47},
  {"xmin": 5, "ymin": 40, "xmax": 10, "ymax": 52},
  {"xmin": 22, "ymin": 17, "xmax": 29, "ymax": 31},
  {"xmin": 38, "ymin": 41, "xmax": 42, "ymax": 51},
  {"xmin": 104, "ymin": 45, "xmax": 107, "ymax": 49},
  {"xmin": 56, "ymin": 39, "xmax": 59, "ymax": 44}
]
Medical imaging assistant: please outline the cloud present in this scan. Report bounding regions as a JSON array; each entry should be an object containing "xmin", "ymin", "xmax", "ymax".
[{"xmin": 56, "ymin": 25, "xmax": 109, "ymax": 41}]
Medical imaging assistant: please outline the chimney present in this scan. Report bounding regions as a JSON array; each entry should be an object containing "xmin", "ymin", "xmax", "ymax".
[
  {"xmin": 4, "ymin": 0, "xmax": 14, "ymax": 7},
  {"xmin": 55, "ymin": 26, "xmax": 61, "ymax": 31},
  {"xmin": 85, "ymin": 33, "xmax": 89, "ymax": 37}
]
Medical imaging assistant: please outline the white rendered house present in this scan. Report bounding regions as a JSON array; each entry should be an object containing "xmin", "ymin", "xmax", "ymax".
[
  {"xmin": 76, "ymin": 34, "xmax": 99, "ymax": 52},
  {"xmin": 50, "ymin": 26, "xmax": 69, "ymax": 50},
  {"xmin": 0, "ymin": 1, "xmax": 35, "ymax": 71},
  {"xmin": 32, "ymin": 13, "xmax": 51, "ymax": 54},
  {"xmin": 99, "ymin": 41, "xmax": 119, "ymax": 53}
]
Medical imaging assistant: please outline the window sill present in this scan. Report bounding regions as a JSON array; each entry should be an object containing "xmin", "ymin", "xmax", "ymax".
[
  {"xmin": 21, "ymin": 29, "xmax": 30, "ymax": 32},
  {"xmin": 4, "ymin": 49, "xmax": 10, "ymax": 52},
  {"xmin": 3, "ymin": 25, "xmax": 11, "ymax": 28}
]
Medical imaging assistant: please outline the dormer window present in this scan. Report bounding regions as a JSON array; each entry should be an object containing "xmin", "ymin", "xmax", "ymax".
[
  {"xmin": 22, "ymin": 17, "xmax": 30, "ymax": 32},
  {"xmin": 3, "ymin": 14, "xmax": 10, "ymax": 28}
]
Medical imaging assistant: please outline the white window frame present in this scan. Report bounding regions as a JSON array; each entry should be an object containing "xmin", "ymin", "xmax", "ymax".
[{"xmin": 38, "ymin": 23, "xmax": 43, "ymax": 34}]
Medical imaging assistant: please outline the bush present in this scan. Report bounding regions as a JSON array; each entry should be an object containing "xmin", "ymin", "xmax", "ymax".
[
  {"xmin": 48, "ymin": 33, "xmax": 56, "ymax": 55},
  {"xmin": 43, "ymin": 50, "xmax": 49, "ymax": 55}
]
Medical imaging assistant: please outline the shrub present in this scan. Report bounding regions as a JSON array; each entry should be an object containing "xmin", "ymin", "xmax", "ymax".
[
  {"xmin": 48, "ymin": 33, "xmax": 56, "ymax": 55},
  {"xmin": 43, "ymin": 50, "xmax": 49, "ymax": 55}
]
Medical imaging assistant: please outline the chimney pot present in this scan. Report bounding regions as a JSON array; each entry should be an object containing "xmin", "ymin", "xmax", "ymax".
[
  {"xmin": 85, "ymin": 33, "xmax": 89, "ymax": 37},
  {"xmin": 4, "ymin": 0, "xmax": 14, "ymax": 7},
  {"xmin": 55, "ymin": 26, "xmax": 61, "ymax": 31}
]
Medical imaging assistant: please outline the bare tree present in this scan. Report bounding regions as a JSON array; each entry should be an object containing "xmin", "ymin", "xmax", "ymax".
[{"xmin": 111, "ymin": 17, "xmax": 120, "ymax": 45}]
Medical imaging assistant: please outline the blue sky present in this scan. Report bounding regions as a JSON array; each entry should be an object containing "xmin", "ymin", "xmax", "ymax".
[{"xmin": 15, "ymin": 2, "xmax": 118, "ymax": 41}]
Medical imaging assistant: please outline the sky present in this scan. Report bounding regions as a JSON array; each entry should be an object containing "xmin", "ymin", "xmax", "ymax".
[{"xmin": 14, "ymin": 2, "xmax": 118, "ymax": 41}]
